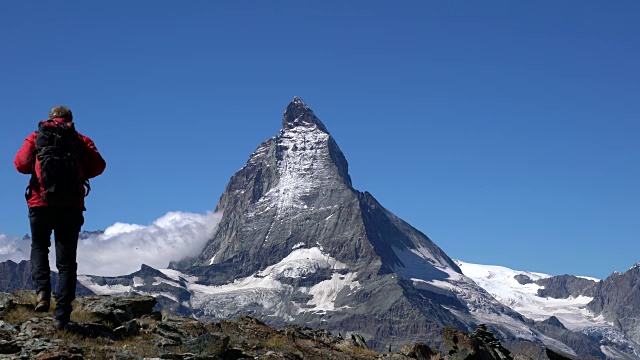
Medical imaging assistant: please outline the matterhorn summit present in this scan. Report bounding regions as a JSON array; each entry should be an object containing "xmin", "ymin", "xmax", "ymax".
[{"xmin": 169, "ymin": 98, "xmax": 531, "ymax": 349}]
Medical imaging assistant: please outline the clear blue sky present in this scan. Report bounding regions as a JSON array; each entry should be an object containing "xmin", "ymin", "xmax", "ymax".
[{"xmin": 1, "ymin": 1, "xmax": 638, "ymax": 279}]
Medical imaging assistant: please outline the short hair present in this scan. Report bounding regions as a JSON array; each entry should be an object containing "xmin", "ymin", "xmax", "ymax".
[{"xmin": 49, "ymin": 106, "xmax": 73, "ymax": 121}]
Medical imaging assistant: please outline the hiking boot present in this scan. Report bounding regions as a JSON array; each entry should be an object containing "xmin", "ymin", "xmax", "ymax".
[
  {"xmin": 34, "ymin": 291, "xmax": 50, "ymax": 313},
  {"xmin": 54, "ymin": 318, "xmax": 69, "ymax": 331}
]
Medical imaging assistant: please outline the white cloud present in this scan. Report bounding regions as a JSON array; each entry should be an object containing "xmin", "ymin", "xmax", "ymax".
[
  {"xmin": 0, "ymin": 211, "xmax": 222, "ymax": 277},
  {"xmin": 0, "ymin": 233, "xmax": 30, "ymax": 263}
]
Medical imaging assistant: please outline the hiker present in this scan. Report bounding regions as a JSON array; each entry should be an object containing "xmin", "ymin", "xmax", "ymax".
[{"xmin": 14, "ymin": 106, "xmax": 106, "ymax": 330}]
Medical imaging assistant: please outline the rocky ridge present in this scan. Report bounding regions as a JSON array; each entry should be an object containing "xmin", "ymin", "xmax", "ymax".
[{"xmin": 0, "ymin": 290, "xmax": 569, "ymax": 360}]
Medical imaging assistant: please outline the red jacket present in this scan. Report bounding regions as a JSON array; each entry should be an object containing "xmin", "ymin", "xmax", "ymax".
[{"xmin": 14, "ymin": 118, "xmax": 106, "ymax": 209}]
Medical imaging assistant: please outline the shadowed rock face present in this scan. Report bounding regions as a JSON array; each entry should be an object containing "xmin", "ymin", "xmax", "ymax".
[
  {"xmin": 588, "ymin": 265, "xmax": 640, "ymax": 345},
  {"xmin": 514, "ymin": 274, "xmax": 533, "ymax": 285},
  {"xmin": 0, "ymin": 260, "xmax": 93, "ymax": 296},
  {"xmin": 535, "ymin": 275, "xmax": 598, "ymax": 299},
  {"xmin": 532, "ymin": 317, "xmax": 605, "ymax": 358}
]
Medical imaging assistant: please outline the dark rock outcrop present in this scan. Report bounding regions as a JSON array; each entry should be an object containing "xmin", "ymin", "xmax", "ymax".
[
  {"xmin": 532, "ymin": 318, "xmax": 605, "ymax": 358},
  {"xmin": 0, "ymin": 260, "xmax": 94, "ymax": 296},
  {"xmin": 535, "ymin": 275, "xmax": 598, "ymax": 299},
  {"xmin": 587, "ymin": 264, "xmax": 640, "ymax": 345},
  {"xmin": 441, "ymin": 324, "xmax": 512, "ymax": 360},
  {"xmin": 539, "ymin": 316, "xmax": 566, "ymax": 330},
  {"xmin": 514, "ymin": 274, "xmax": 533, "ymax": 285}
]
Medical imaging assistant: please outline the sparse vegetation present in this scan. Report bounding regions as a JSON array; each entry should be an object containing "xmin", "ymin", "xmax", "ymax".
[
  {"xmin": 349, "ymin": 346, "xmax": 379, "ymax": 357},
  {"xmin": 69, "ymin": 310, "xmax": 102, "ymax": 324},
  {"xmin": 51, "ymin": 329, "xmax": 162, "ymax": 358},
  {"xmin": 334, "ymin": 341, "xmax": 379, "ymax": 357},
  {"xmin": 264, "ymin": 334, "xmax": 288, "ymax": 350},
  {"xmin": 166, "ymin": 344, "xmax": 190, "ymax": 354},
  {"xmin": 15, "ymin": 290, "xmax": 37, "ymax": 304},
  {"xmin": 115, "ymin": 335, "xmax": 161, "ymax": 358},
  {"xmin": 3, "ymin": 306, "xmax": 36, "ymax": 325}
]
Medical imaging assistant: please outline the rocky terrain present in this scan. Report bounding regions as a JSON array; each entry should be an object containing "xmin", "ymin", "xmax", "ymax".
[{"xmin": 0, "ymin": 290, "xmax": 578, "ymax": 360}]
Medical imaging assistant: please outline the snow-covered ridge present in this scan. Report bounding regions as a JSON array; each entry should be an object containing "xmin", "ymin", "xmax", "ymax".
[
  {"xmin": 190, "ymin": 246, "xmax": 359, "ymax": 317},
  {"xmin": 455, "ymin": 260, "xmax": 608, "ymax": 330},
  {"xmin": 249, "ymin": 124, "xmax": 340, "ymax": 221},
  {"xmin": 79, "ymin": 246, "xmax": 360, "ymax": 320}
]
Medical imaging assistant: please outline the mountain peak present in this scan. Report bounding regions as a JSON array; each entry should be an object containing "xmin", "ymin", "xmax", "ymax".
[{"xmin": 282, "ymin": 97, "xmax": 328, "ymax": 133}]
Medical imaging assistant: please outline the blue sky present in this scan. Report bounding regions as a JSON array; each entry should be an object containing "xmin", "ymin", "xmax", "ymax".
[{"xmin": 1, "ymin": 1, "xmax": 638, "ymax": 279}]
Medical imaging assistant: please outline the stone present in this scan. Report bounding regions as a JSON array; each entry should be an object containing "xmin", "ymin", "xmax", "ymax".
[
  {"xmin": 114, "ymin": 320, "xmax": 140, "ymax": 339},
  {"xmin": 185, "ymin": 333, "xmax": 229, "ymax": 356},
  {"xmin": 399, "ymin": 342, "xmax": 438, "ymax": 359},
  {"xmin": 72, "ymin": 295, "xmax": 156, "ymax": 326}
]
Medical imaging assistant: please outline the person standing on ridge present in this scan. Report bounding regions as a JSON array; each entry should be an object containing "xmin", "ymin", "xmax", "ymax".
[{"xmin": 14, "ymin": 106, "xmax": 106, "ymax": 330}]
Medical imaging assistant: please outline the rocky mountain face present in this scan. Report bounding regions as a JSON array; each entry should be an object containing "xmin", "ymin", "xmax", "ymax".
[
  {"xmin": 534, "ymin": 275, "xmax": 598, "ymax": 299},
  {"xmin": 172, "ymin": 97, "xmax": 548, "ymax": 351},
  {"xmin": 588, "ymin": 265, "xmax": 640, "ymax": 348},
  {"xmin": 458, "ymin": 261, "xmax": 640, "ymax": 359},
  {"xmin": 0, "ymin": 260, "xmax": 93, "ymax": 296},
  {"xmin": 0, "ymin": 261, "xmax": 32, "ymax": 293},
  {"xmin": 530, "ymin": 270, "xmax": 640, "ymax": 358}
]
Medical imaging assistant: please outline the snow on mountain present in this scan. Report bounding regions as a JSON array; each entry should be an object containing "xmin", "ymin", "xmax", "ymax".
[
  {"xmin": 261, "ymin": 126, "xmax": 332, "ymax": 217},
  {"xmin": 76, "ymin": 277, "xmax": 134, "ymax": 295},
  {"xmin": 392, "ymin": 244, "xmax": 464, "ymax": 287},
  {"xmin": 456, "ymin": 260, "xmax": 609, "ymax": 330},
  {"xmin": 79, "ymin": 244, "xmax": 362, "ymax": 322},
  {"xmin": 189, "ymin": 246, "xmax": 360, "ymax": 319}
]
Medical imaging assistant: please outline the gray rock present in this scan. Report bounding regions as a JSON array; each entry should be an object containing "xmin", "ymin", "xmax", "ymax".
[
  {"xmin": 114, "ymin": 320, "xmax": 140, "ymax": 339},
  {"xmin": 73, "ymin": 295, "xmax": 156, "ymax": 326},
  {"xmin": 514, "ymin": 274, "xmax": 533, "ymax": 285},
  {"xmin": 351, "ymin": 333, "xmax": 367, "ymax": 348},
  {"xmin": 185, "ymin": 333, "xmax": 229, "ymax": 355},
  {"xmin": 0, "ymin": 294, "xmax": 17, "ymax": 316},
  {"xmin": 535, "ymin": 275, "xmax": 598, "ymax": 299},
  {"xmin": 152, "ymin": 323, "xmax": 184, "ymax": 346},
  {"xmin": 588, "ymin": 265, "xmax": 640, "ymax": 345},
  {"xmin": 69, "ymin": 322, "xmax": 116, "ymax": 340}
]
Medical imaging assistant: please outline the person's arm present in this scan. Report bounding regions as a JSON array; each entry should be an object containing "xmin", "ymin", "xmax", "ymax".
[
  {"xmin": 14, "ymin": 133, "xmax": 36, "ymax": 174},
  {"xmin": 80, "ymin": 135, "xmax": 106, "ymax": 179}
]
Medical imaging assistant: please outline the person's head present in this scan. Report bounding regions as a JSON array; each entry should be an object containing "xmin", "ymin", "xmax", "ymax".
[{"xmin": 48, "ymin": 106, "xmax": 73, "ymax": 121}]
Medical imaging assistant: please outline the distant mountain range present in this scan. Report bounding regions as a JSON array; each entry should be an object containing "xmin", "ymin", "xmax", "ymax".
[{"xmin": 3, "ymin": 98, "xmax": 639, "ymax": 359}]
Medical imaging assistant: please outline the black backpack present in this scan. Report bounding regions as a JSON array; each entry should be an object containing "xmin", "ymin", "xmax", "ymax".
[{"xmin": 27, "ymin": 120, "xmax": 90, "ymax": 206}]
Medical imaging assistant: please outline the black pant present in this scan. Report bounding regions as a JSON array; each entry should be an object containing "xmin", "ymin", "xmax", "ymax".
[{"xmin": 29, "ymin": 207, "xmax": 84, "ymax": 322}]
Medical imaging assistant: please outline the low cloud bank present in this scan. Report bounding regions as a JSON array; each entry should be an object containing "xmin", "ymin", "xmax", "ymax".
[
  {"xmin": 0, "ymin": 233, "xmax": 29, "ymax": 264},
  {"xmin": 0, "ymin": 211, "xmax": 222, "ymax": 277}
]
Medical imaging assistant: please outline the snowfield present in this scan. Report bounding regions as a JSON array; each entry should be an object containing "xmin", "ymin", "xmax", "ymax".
[{"xmin": 455, "ymin": 260, "xmax": 610, "ymax": 330}]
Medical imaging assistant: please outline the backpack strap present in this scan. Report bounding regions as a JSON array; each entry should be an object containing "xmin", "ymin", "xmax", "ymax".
[
  {"xmin": 25, "ymin": 121, "xmax": 50, "ymax": 201},
  {"xmin": 25, "ymin": 150, "xmax": 41, "ymax": 200},
  {"xmin": 84, "ymin": 179, "xmax": 91, "ymax": 197}
]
